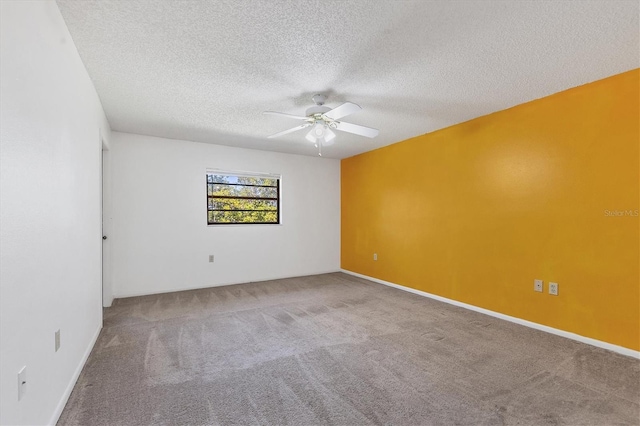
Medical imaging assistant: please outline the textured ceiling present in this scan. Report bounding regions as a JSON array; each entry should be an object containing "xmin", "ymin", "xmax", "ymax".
[{"xmin": 56, "ymin": 0, "xmax": 639, "ymax": 159}]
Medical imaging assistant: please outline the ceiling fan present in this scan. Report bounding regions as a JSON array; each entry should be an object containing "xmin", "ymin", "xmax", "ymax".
[{"xmin": 263, "ymin": 94, "xmax": 379, "ymax": 156}]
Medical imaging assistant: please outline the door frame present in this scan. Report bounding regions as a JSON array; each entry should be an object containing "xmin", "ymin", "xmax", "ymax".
[{"xmin": 101, "ymin": 136, "xmax": 113, "ymax": 307}]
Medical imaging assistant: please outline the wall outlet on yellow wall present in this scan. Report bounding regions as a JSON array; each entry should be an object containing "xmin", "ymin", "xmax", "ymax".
[
  {"xmin": 549, "ymin": 282, "xmax": 558, "ymax": 296},
  {"xmin": 373, "ymin": 253, "xmax": 378, "ymax": 261},
  {"xmin": 534, "ymin": 279, "xmax": 543, "ymax": 292}
]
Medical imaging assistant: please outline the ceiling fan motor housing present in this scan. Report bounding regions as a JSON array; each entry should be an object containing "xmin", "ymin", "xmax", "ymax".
[{"xmin": 305, "ymin": 105, "xmax": 331, "ymax": 117}]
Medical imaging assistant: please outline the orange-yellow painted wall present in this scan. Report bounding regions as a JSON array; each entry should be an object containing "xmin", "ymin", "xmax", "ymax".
[{"xmin": 341, "ymin": 69, "xmax": 640, "ymax": 351}]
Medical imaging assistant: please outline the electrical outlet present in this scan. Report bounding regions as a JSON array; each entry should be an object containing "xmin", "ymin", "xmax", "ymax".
[
  {"xmin": 208, "ymin": 255, "xmax": 214, "ymax": 263},
  {"xmin": 534, "ymin": 279, "xmax": 543, "ymax": 292},
  {"xmin": 18, "ymin": 366, "xmax": 26, "ymax": 401},
  {"xmin": 373, "ymin": 253, "xmax": 378, "ymax": 261},
  {"xmin": 549, "ymin": 282, "xmax": 558, "ymax": 296},
  {"xmin": 55, "ymin": 329, "xmax": 60, "ymax": 352}
]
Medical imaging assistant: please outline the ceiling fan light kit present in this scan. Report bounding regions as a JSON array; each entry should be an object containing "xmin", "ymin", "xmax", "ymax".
[{"xmin": 264, "ymin": 94, "xmax": 379, "ymax": 156}]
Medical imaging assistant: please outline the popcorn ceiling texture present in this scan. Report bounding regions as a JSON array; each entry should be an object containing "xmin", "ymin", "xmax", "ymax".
[{"xmin": 55, "ymin": 0, "xmax": 639, "ymax": 159}]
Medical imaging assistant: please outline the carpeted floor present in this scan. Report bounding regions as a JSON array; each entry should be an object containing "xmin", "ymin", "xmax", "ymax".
[{"xmin": 58, "ymin": 273, "xmax": 639, "ymax": 425}]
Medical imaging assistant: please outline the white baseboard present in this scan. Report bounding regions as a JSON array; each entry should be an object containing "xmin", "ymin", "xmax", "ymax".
[
  {"xmin": 113, "ymin": 269, "xmax": 342, "ymax": 299},
  {"xmin": 341, "ymin": 269, "xmax": 640, "ymax": 359},
  {"xmin": 49, "ymin": 324, "xmax": 102, "ymax": 425}
]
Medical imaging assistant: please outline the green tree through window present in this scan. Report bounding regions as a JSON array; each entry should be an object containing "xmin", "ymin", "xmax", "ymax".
[{"xmin": 207, "ymin": 172, "xmax": 280, "ymax": 224}]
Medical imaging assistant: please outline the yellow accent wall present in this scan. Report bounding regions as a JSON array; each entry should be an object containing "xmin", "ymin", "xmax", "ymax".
[{"xmin": 341, "ymin": 69, "xmax": 640, "ymax": 351}]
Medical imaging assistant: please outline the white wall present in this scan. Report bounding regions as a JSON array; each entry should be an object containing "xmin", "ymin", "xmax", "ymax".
[
  {"xmin": 110, "ymin": 132, "xmax": 340, "ymax": 297},
  {"xmin": 0, "ymin": 2, "xmax": 111, "ymax": 425}
]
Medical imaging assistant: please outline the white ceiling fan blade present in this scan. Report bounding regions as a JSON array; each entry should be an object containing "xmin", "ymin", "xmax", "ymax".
[
  {"xmin": 263, "ymin": 111, "xmax": 309, "ymax": 121},
  {"xmin": 335, "ymin": 121, "xmax": 379, "ymax": 138},
  {"xmin": 267, "ymin": 123, "xmax": 311, "ymax": 139},
  {"xmin": 323, "ymin": 102, "xmax": 362, "ymax": 120}
]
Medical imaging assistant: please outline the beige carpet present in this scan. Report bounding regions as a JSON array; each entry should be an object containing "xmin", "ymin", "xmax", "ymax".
[{"xmin": 58, "ymin": 273, "xmax": 639, "ymax": 425}]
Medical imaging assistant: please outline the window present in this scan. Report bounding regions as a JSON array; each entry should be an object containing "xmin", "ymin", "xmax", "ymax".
[{"xmin": 206, "ymin": 171, "xmax": 280, "ymax": 225}]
